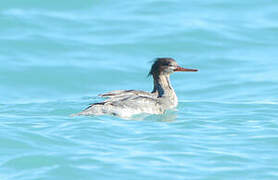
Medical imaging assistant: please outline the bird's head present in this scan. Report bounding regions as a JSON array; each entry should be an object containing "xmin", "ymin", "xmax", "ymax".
[{"xmin": 148, "ymin": 57, "xmax": 198, "ymax": 77}]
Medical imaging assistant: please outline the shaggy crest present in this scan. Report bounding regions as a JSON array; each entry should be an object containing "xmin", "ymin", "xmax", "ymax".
[{"xmin": 148, "ymin": 57, "xmax": 176, "ymax": 76}]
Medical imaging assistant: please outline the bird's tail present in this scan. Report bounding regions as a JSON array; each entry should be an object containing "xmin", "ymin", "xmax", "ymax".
[
  {"xmin": 70, "ymin": 102, "xmax": 107, "ymax": 117},
  {"xmin": 70, "ymin": 112, "xmax": 82, "ymax": 117}
]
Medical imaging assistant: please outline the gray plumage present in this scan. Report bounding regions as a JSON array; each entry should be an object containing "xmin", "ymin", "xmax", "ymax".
[{"xmin": 74, "ymin": 57, "xmax": 197, "ymax": 118}]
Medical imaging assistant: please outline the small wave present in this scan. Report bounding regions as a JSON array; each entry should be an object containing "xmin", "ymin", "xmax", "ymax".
[
  {"xmin": 1, "ymin": 9, "xmax": 91, "ymax": 21},
  {"xmin": 179, "ymin": 99, "xmax": 278, "ymax": 105}
]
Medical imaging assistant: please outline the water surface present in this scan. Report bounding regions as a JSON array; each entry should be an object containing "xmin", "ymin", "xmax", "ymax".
[{"xmin": 1, "ymin": 0, "xmax": 278, "ymax": 179}]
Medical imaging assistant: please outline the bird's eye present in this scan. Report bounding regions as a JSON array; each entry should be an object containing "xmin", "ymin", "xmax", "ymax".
[{"xmin": 163, "ymin": 62, "xmax": 172, "ymax": 66}]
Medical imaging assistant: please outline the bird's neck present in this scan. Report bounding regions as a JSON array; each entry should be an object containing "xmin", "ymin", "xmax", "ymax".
[{"xmin": 152, "ymin": 74, "xmax": 175, "ymax": 98}]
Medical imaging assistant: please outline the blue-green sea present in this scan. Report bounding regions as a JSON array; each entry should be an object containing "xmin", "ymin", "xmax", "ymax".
[{"xmin": 1, "ymin": 0, "xmax": 278, "ymax": 179}]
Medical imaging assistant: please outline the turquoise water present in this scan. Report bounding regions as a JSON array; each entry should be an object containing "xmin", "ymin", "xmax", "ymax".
[{"xmin": 1, "ymin": 0, "xmax": 278, "ymax": 179}]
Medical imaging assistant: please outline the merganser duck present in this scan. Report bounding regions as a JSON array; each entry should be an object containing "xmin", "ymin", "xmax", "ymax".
[{"xmin": 75, "ymin": 58, "xmax": 198, "ymax": 118}]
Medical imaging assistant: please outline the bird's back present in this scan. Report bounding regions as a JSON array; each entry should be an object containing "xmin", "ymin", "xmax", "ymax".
[{"xmin": 76, "ymin": 94, "xmax": 164, "ymax": 118}]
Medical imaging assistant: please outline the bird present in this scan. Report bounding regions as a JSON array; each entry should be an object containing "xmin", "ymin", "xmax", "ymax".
[{"xmin": 74, "ymin": 57, "xmax": 198, "ymax": 118}]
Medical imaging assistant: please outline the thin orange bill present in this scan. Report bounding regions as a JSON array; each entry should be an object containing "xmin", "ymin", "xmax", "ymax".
[{"xmin": 174, "ymin": 66, "xmax": 198, "ymax": 72}]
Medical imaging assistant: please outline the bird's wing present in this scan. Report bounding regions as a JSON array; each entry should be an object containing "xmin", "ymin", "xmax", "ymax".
[
  {"xmin": 78, "ymin": 94, "xmax": 163, "ymax": 117},
  {"xmin": 99, "ymin": 90, "xmax": 155, "ymax": 100}
]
